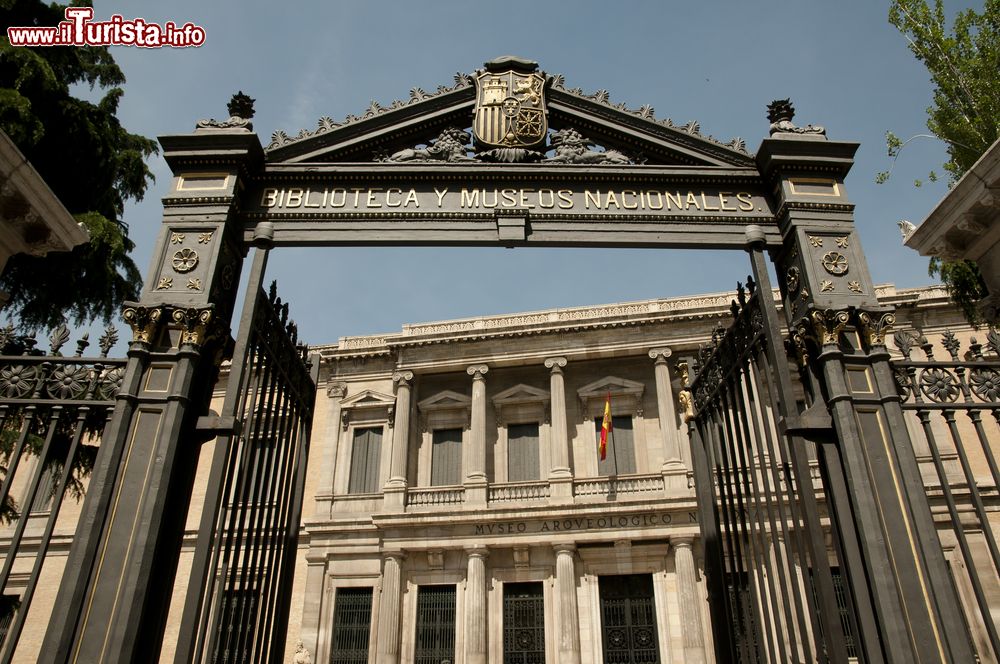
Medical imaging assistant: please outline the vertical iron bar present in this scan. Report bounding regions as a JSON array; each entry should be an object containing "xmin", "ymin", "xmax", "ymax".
[
  {"xmin": 725, "ymin": 370, "xmax": 785, "ymax": 664},
  {"xmin": 746, "ymin": 240, "xmax": 849, "ymax": 663},
  {"xmin": 917, "ymin": 409, "xmax": 1000, "ymax": 655},
  {"xmin": 942, "ymin": 410, "xmax": 1000, "ymax": 574},
  {"xmin": 176, "ymin": 244, "xmax": 270, "ymax": 664}
]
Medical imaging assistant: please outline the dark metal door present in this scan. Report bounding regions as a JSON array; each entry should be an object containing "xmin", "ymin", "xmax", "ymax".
[
  {"xmin": 598, "ymin": 575, "xmax": 659, "ymax": 664},
  {"xmin": 330, "ymin": 587, "xmax": 373, "ymax": 664},
  {"xmin": 414, "ymin": 585, "xmax": 456, "ymax": 664},
  {"xmin": 503, "ymin": 582, "xmax": 545, "ymax": 664}
]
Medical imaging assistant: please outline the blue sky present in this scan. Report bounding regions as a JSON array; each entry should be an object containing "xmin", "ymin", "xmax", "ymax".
[{"xmin": 92, "ymin": 0, "xmax": 973, "ymax": 348}]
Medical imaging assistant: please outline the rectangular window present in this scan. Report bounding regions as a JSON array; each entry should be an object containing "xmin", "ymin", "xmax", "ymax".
[
  {"xmin": 348, "ymin": 427, "xmax": 383, "ymax": 494},
  {"xmin": 595, "ymin": 415, "xmax": 636, "ymax": 475},
  {"xmin": 431, "ymin": 428, "xmax": 462, "ymax": 486},
  {"xmin": 414, "ymin": 585, "xmax": 456, "ymax": 664},
  {"xmin": 507, "ymin": 423, "xmax": 540, "ymax": 482},
  {"xmin": 0, "ymin": 595, "xmax": 18, "ymax": 648},
  {"xmin": 503, "ymin": 582, "xmax": 545, "ymax": 663},
  {"xmin": 330, "ymin": 587, "xmax": 373, "ymax": 664}
]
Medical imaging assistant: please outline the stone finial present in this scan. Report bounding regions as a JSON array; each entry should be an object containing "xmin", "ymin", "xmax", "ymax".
[
  {"xmin": 767, "ymin": 98, "xmax": 825, "ymax": 137},
  {"xmin": 227, "ymin": 91, "xmax": 255, "ymax": 120},
  {"xmin": 196, "ymin": 90, "xmax": 255, "ymax": 131}
]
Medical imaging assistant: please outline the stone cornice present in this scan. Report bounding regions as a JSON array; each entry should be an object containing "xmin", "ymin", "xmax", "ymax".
[{"xmin": 319, "ymin": 284, "xmax": 946, "ymax": 363}]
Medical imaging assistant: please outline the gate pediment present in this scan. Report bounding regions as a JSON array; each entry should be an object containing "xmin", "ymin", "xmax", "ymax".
[{"xmin": 265, "ymin": 58, "xmax": 754, "ymax": 168}]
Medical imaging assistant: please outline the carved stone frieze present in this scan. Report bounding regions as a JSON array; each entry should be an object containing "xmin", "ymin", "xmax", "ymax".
[
  {"xmin": 544, "ymin": 128, "xmax": 630, "ymax": 165},
  {"xmin": 385, "ymin": 127, "xmax": 474, "ymax": 163}
]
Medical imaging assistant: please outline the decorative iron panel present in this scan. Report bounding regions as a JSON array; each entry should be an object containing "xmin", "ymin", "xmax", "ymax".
[
  {"xmin": 598, "ymin": 575, "xmax": 660, "ymax": 664},
  {"xmin": 330, "ymin": 587, "xmax": 373, "ymax": 664},
  {"xmin": 211, "ymin": 588, "xmax": 257, "ymax": 664},
  {"xmin": 503, "ymin": 582, "xmax": 545, "ymax": 664},
  {"xmin": 414, "ymin": 585, "xmax": 456, "ymax": 664},
  {"xmin": 0, "ymin": 323, "xmax": 124, "ymax": 662}
]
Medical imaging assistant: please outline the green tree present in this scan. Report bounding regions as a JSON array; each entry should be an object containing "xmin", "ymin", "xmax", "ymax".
[
  {"xmin": 0, "ymin": 0, "xmax": 157, "ymax": 329},
  {"xmin": 884, "ymin": 0, "xmax": 999, "ymax": 324}
]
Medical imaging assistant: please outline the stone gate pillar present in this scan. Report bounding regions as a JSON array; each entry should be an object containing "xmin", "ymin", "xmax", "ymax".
[
  {"xmin": 39, "ymin": 104, "xmax": 263, "ymax": 663},
  {"xmin": 755, "ymin": 100, "xmax": 975, "ymax": 663}
]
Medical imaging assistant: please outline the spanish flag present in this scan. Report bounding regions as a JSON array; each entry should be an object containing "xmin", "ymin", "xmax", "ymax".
[{"xmin": 599, "ymin": 392, "xmax": 612, "ymax": 461}]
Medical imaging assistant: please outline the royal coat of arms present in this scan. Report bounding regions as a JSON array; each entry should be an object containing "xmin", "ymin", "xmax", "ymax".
[{"xmin": 473, "ymin": 57, "xmax": 547, "ymax": 149}]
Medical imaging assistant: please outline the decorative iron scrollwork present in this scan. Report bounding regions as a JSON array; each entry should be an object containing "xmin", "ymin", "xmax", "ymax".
[
  {"xmin": 46, "ymin": 364, "xmax": 91, "ymax": 400},
  {"xmin": 919, "ymin": 368, "xmax": 961, "ymax": 403},
  {"xmin": 0, "ymin": 364, "xmax": 37, "ymax": 398}
]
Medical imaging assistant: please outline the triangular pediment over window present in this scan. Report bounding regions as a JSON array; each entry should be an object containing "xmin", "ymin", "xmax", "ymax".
[
  {"xmin": 578, "ymin": 376, "xmax": 645, "ymax": 416},
  {"xmin": 491, "ymin": 384, "xmax": 550, "ymax": 408},
  {"xmin": 340, "ymin": 389, "xmax": 395, "ymax": 410},
  {"xmin": 264, "ymin": 62, "xmax": 754, "ymax": 168},
  {"xmin": 418, "ymin": 390, "xmax": 472, "ymax": 413}
]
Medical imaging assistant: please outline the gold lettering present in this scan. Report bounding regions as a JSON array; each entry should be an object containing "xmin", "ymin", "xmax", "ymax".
[
  {"xmin": 276, "ymin": 190, "xmax": 284, "ymax": 207},
  {"xmin": 605, "ymin": 191, "xmax": 621, "ymax": 209},
  {"xmin": 685, "ymin": 192, "xmax": 701, "ymax": 209},
  {"xmin": 482, "ymin": 189, "xmax": 498, "ymax": 208},
  {"xmin": 557, "ymin": 190, "xmax": 573, "ymax": 209},
  {"xmin": 434, "ymin": 187, "xmax": 448, "ymax": 207},
  {"xmin": 385, "ymin": 188, "xmax": 402, "ymax": 207},
  {"xmin": 262, "ymin": 188, "xmax": 277, "ymax": 208},
  {"xmin": 330, "ymin": 188, "xmax": 347, "ymax": 207},
  {"xmin": 322, "ymin": 188, "xmax": 329, "ymax": 207},
  {"xmin": 366, "ymin": 189, "xmax": 381, "ymax": 208},
  {"xmin": 404, "ymin": 189, "xmax": 419, "ymax": 208},
  {"xmin": 538, "ymin": 189, "xmax": 555, "ymax": 209},
  {"xmin": 585, "ymin": 190, "xmax": 601, "ymax": 209},
  {"xmin": 351, "ymin": 188, "xmax": 364, "ymax": 207},
  {"xmin": 621, "ymin": 190, "xmax": 638, "ymax": 210},
  {"xmin": 303, "ymin": 189, "xmax": 320, "ymax": 208},
  {"xmin": 665, "ymin": 191, "xmax": 683, "ymax": 209},
  {"xmin": 461, "ymin": 188, "xmax": 479, "ymax": 208},
  {"xmin": 646, "ymin": 190, "xmax": 663, "ymax": 210},
  {"xmin": 519, "ymin": 188, "xmax": 535, "ymax": 208},
  {"xmin": 501, "ymin": 188, "xmax": 518, "ymax": 207},
  {"xmin": 736, "ymin": 192, "xmax": 754, "ymax": 211},
  {"xmin": 700, "ymin": 192, "xmax": 719, "ymax": 211},
  {"xmin": 719, "ymin": 191, "xmax": 736, "ymax": 211},
  {"xmin": 286, "ymin": 188, "xmax": 303, "ymax": 208}
]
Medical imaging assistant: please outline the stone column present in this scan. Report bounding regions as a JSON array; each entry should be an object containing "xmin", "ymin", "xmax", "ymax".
[
  {"xmin": 384, "ymin": 371, "xmax": 413, "ymax": 510},
  {"xmin": 376, "ymin": 552, "xmax": 405, "ymax": 664},
  {"xmin": 545, "ymin": 356, "xmax": 573, "ymax": 502},
  {"xmin": 671, "ymin": 536, "xmax": 707, "ymax": 664},
  {"xmin": 553, "ymin": 544, "xmax": 582, "ymax": 664},
  {"xmin": 317, "ymin": 382, "xmax": 347, "ymax": 511},
  {"xmin": 465, "ymin": 364, "xmax": 489, "ymax": 505},
  {"xmin": 465, "ymin": 547, "xmax": 489, "ymax": 664},
  {"xmin": 649, "ymin": 348, "xmax": 688, "ymax": 494}
]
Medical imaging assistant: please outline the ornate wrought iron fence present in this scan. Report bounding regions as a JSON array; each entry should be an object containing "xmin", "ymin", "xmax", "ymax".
[
  {"xmin": 0, "ymin": 324, "xmax": 124, "ymax": 662},
  {"xmin": 685, "ymin": 276, "xmax": 853, "ymax": 664},
  {"xmin": 891, "ymin": 328, "xmax": 1000, "ymax": 661},
  {"xmin": 173, "ymin": 264, "xmax": 317, "ymax": 664}
]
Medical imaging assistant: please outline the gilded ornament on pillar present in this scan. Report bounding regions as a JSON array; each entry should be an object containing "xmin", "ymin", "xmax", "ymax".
[
  {"xmin": 677, "ymin": 389, "xmax": 695, "ymax": 422},
  {"xmin": 156, "ymin": 277, "xmax": 173, "ymax": 290},
  {"xmin": 198, "ymin": 232, "xmax": 213, "ymax": 244},
  {"xmin": 810, "ymin": 309, "xmax": 851, "ymax": 346},
  {"xmin": 809, "ymin": 236, "xmax": 824, "ymax": 248},
  {"xmin": 171, "ymin": 248, "xmax": 199, "ymax": 273},
  {"xmin": 848, "ymin": 280, "xmax": 863, "ymax": 293},
  {"xmin": 790, "ymin": 322, "xmax": 811, "ymax": 367},
  {"xmin": 820, "ymin": 279, "xmax": 834, "ymax": 293},
  {"xmin": 171, "ymin": 306, "xmax": 216, "ymax": 347},
  {"xmin": 122, "ymin": 305, "xmax": 164, "ymax": 344},
  {"xmin": 836, "ymin": 236, "xmax": 849, "ymax": 248},
  {"xmin": 821, "ymin": 251, "xmax": 849, "ymax": 275},
  {"xmin": 857, "ymin": 311, "xmax": 896, "ymax": 348},
  {"xmin": 170, "ymin": 233, "xmax": 185, "ymax": 244}
]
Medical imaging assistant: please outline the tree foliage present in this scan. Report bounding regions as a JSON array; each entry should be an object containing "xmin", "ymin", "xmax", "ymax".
[
  {"xmin": 885, "ymin": 0, "xmax": 999, "ymax": 325},
  {"xmin": 0, "ymin": 0, "xmax": 157, "ymax": 329}
]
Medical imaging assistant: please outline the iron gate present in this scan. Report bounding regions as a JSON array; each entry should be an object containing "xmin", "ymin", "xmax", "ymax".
[
  {"xmin": 0, "ymin": 325, "xmax": 123, "ymax": 662},
  {"xmin": 685, "ymin": 247, "xmax": 854, "ymax": 664},
  {"xmin": 174, "ymin": 247, "xmax": 318, "ymax": 664}
]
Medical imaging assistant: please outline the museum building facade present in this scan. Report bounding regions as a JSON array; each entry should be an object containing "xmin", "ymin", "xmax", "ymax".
[{"xmin": 278, "ymin": 283, "xmax": 969, "ymax": 664}]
